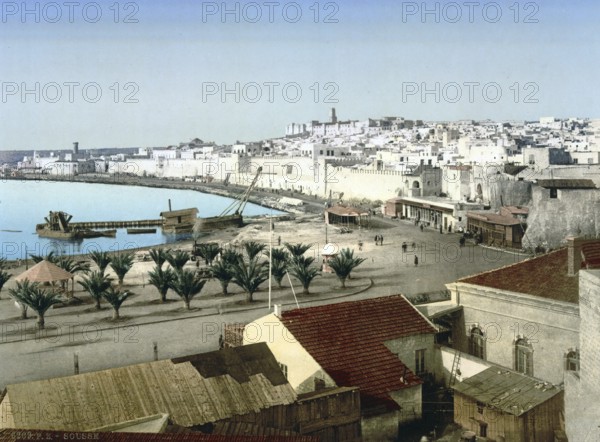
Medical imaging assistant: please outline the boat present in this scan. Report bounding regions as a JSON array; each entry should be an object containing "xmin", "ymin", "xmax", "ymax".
[
  {"xmin": 194, "ymin": 167, "xmax": 262, "ymax": 232},
  {"xmin": 36, "ymin": 211, "xmax": 116, "ymax": 240},
  {"xmin": 127, "ymin": 228, "xmax": 157, "ymax": 234}
]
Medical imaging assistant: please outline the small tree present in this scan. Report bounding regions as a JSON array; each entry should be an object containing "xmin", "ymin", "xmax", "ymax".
[
  {"xmin": 147, "ymin": 266, "xmax": 176, "ymax": 303},
  {"xmin": 0, "ymin": 270, "xmax": 11, "ymax": 299},
  {"xmin": 195, "ymin": 243, "xmax": 221, "ymax": 266},
  {"xmin": 102, "ymin": 287, "xmax": 130, "ymax": 320},
  {"xmin": 221, "ymin": 249, "xmax": 242, "ymax": 265},
  {"xmin": 30, "ymin": 252, "xmax": 57, "ymax": 264},
  {"xmin": 268, "ymin": 248, "xmax": 289, "ymax": 289},
  {"xmin": 9, "ymin": 282, "xmax": 63, "ymax": 329},
  {"xmin": 79, "ymin": 271, "xmax": 112, "ymax": 309},
  {"xmin": 327, "ymin": 248, "xmax": 367, "ymax": 289},
  {"xmin": 289, "ymin": 256, "xmax": 320, "ymax": 295},
  {"xmin": 169, "ymin": 269, "xmax": 207, "ymax": 310},
  {"xmin": 166, "ymin": 250, "xmax": 190, "ymax": 273},
  {"xmin": 210, "ymin": 260, "xmax": 234, "ymax": 296},
  {"xmin": 149, "ymin": 248, "xmax": 169, "ymax": 270},
  {"xmin": 231, "ymin": 258, "xmax": 269, "ymax": 302},
  {"xmin": 56, "ymin": 256, "xmax": 91, "ymax": 275},
  {"xmin": 88, "ymin": 251, "xmax": 111, "ymax": 275},
  {"xmin": 284, "ymin": 242, "xmax": 312, "ymax": 258},
  {"xmin": 8, "ymin": 280, "xmax": 33, "ymax": 319},
  {"xmin": 244, "ymin": 241, "xmax": 266, "ymax": 261},
  {"xmin": 109, "ymin": 253, "xmax": 134, "ymax": 286}
]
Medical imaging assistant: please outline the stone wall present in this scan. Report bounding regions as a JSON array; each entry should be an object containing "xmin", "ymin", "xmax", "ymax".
[{"xmin": 524, "ymin": 187, "xmax": 600, "ymax": 250}]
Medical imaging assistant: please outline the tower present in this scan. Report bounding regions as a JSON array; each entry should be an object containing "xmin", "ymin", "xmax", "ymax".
[
  {"xmin": 330, "ymin": 107, "xmax": 337, "ymax": 124},
  {"xmin": 73, "ymin": 142, "xmax": 79, "ymax": 154}
]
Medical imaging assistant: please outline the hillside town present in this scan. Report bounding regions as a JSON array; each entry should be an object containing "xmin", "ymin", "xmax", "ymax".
[{"xmin": 1, "ymin": 110, "xmax": 600, "ymax": 441}]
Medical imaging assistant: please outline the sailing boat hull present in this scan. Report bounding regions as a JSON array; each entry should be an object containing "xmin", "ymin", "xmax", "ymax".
[{"xmin": 195, "ymin": 214, "xmax": 244, "ymax": 231}]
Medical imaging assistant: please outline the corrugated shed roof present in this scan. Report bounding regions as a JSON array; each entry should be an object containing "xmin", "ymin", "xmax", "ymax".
[
  {"xmin": 2, "ymin": 358, "xmax": 296, "ymax": 431},
  {"xmin": 466, "ymin": 211, "xmax": 521, "ymax": 226},
  {"xmin": 0, "ymin": 429, "xmax": 317, "ymax": 442},
  {"xmin": 172, "ymin": 343, "xmax": 288, "ymax": 387},
  {"xmin": 459, "ymin": 248, "xmax": 579, "ymax": 303},
  {"xmin": 280, "ymin": 295, "xmax": 437, "ymax": 410},
  {"xmin": 582, "ymin": 242, "xmax": 600, "ymax": 269},
  {"xmin": 452, "ymin": 367, "xmax": 562, "ymax": 416},
  {"xmin": 160, "ymin": 208, "xmax": 199, "ymax": 217},
  {"xmin": 325, "ymin": 205, "xmax": 369, "ymax": 216}
]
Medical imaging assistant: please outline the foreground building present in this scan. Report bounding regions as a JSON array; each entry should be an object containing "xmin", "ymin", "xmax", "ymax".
[{"xmin": 243, "ymin": 295, "xmax": 438, "ymax": 441}]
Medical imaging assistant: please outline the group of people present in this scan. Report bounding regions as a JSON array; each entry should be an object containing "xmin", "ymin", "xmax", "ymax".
[{"xmin": 374, "ymin": 234, "xmax": 384, "ymax": 245}]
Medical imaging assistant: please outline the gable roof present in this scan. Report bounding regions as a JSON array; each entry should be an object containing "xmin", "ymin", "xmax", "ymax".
[
  {"xmin": 279, "ymin": 295, "xmax": 437, "ymax": 410},
  {"xmin": 458, "ymin": 248, "xmax": 579, "ymax": 303},
  {"xmin": 452, "ymin": 367, "xmax": 562, "ymax": 416},
  {"xmin": 1, "ymin": 354, "xmax": 296, "ymax": 431}
]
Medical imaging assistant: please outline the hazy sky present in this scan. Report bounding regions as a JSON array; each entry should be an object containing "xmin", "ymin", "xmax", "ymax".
[{"xmin": 0, "ymin": 0, "xmax": 598, "ymax": 150}]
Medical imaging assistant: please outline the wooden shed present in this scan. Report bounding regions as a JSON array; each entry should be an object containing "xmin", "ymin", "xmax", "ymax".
[
  {"xmin": 466, "ymin": 210, "xmax": 526, "ymax": 249},
  {"xmin": 160, "ymin": 208, "xmax": 198, "ymax": 233},
  {"xmin": 452, "ymin": 367, "xmax": 564, "ymax": 442}
]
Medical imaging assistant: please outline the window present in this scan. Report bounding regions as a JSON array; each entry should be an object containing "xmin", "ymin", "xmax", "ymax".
[
  {"xmin": 515, "ymin": 339, "xmax": 533, "ymax": 375},
  {"xmin": 279, "ymin": 363, "xmax": 288, "ymax": 379},
  {"xmin": 566, "ymin": 350, "xmax": 580, "ymax": 371},
  {"xmin": 314, "ymin": 377, "xmax": 326, "ymax": 391},
  {"xmin": 550, "ymin": 188, "xmax": 558, "ymax": 199},
  {"xmin": 415, "ymin": 349, "xmax": 426, "ymax": 375},
  {"xmin": 476, "ymin": 402, "xmax": 484, "ymax": 414},
  {"xmin": 469, "ymin": 327, "xmax": 485, "ymax": 359}
]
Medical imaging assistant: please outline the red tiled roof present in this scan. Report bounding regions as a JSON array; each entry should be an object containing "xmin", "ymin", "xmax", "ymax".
[
  {"xmin": 459, "ymin": 248, "xmax": 579, "ymax": 304},
  {"xmin": 280, "ymin": 295, "xmax": 437, "ymax": 410}
]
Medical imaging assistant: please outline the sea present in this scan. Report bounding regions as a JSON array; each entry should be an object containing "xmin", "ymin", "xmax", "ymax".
[{"xmin": 0, "ymin": 180, "xmax": 281, "ymax": 259}]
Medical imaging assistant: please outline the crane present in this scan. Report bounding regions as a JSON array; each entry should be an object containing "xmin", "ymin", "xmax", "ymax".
[{"xmin": 218, "ymin": 166, "xmax": 263, "ymax": 217}]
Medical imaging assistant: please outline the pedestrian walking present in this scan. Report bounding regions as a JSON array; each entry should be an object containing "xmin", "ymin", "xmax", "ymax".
[
  {"xmin": 380, "ymin": 236, "xmax": 384, "ymax": 246},
  {"xmin": 414, "ymin": 255, "xmax": 419, "ymax": 266},
  {"xmin": 218, "ymin": 334, "xmax": 224, "ymax": 350},
  {"xmin": 278, "ymin": 235, "xmax": 281, "ymax": 246},
  {"xmin": 420, "ymin": 224, "xmax": 424, "ymax": 232}
]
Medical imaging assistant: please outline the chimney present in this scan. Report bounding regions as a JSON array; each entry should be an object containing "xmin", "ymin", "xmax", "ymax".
[
  {"xmin": 273, "ymin": 304, "xmax": 282, "ymax": 317},
  {"xmin": 567, "ymin": 236, "xmax": 583, "ymax": 276},
  {"xmin": 73, "ymin": 142, "xmax": 79, "ymax": 154}
]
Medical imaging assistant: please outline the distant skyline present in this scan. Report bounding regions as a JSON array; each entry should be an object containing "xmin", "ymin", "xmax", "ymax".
[{"xmin": 1, "ymin": 0, "xmax": 598, "ymax": 150}]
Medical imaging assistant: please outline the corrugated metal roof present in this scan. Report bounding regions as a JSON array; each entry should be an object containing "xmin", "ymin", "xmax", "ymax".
[
  {"xmin": 466, "ymin": 211, "xmax": 521, "ymax": 226},
  {"xmin": 452, "ymin": 367, "xmax": 562, "ymax": 416},
  {"xmin": 2, "ymin": 357, "xmax": 296, "ymax": 431},
  {"xmin": 0, "ymin": 429, "xmax": 317, "ymax": 442},
  {"xmin": 325, "ymin": 205, "xmax": 369, "ymax": 216},
  {"xmin": 280, "ymin": 295, "xmax": 437, "ymax": 410}
]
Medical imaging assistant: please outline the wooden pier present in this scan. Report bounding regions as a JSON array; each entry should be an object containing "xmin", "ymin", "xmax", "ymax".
[{"xmin": 70, "ymin": 219, "xmax": 164, "ymax": 229}]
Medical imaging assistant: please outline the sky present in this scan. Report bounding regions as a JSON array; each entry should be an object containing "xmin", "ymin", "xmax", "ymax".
[{"xmin": 0, "ymin": 0, "xmax": 599, "ymax": 150}]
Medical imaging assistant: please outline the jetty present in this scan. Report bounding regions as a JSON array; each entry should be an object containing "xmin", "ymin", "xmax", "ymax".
[{"xmin": 69, "ymin": 219, "xmax": 163, "ymax": 229}]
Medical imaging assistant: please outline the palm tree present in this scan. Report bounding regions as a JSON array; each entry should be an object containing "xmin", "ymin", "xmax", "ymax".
[
  {"xmin": 169, "ymin": 269, "xmax": 207, "ymax": 310},
  {"xmin": 9, "ymin": 282, "xmax": 63, "ymax": 329},
  {"xmin": 149, "ymin": 248, "xmax": 169, "ymax": 270},
  {"xmin": 0, "ymin": 270, "xmax": 11, "ymax": 299},
  {"xmin": 284, "ymin": 242, "xmax": 312, "ymax": 258},
  {"xmin": 0, "ymin": 257, "xmax": 9, "ymax": 269},
  {"xmin": 102, "ymin": 287, "xmax": 130, "ymax": 320},
  {"xmin": 268, "ymin": 248, "xmax": 289, "ymax": 289},
  {"xmin": 56, "ymin": 256, "xmax": 90, "ymax": 275},
  {"xmin": 231, "ymin": 258, "xmax": 269, "ymax": 302},
  {"xmin": 8, "ymin": 280, "xmax": 33, "ymax": 319},
  {"xmin": 78, "ymin": 271, "xmax": 112, "ymax": 309},
  {"xmin": 289, "ymin": 256, "xmax": 320, "ymax": 295},
  {"xmin": 327, "ymin": 248, "xmax": 367, "ymax": 289},
  {"xmin": 244, "ymin": 241, "xmax": 266, "ymax": 260},
  {"xmin": 221, "ymin": 249, "xmax": 242, "ymax": 265},
  {"xmin": 166, "ymin": 250, "xmax": 190, "ymax": 273},
  {"xmin": 195, "ymin": 243, "xmax": 221, "ymax": 266},
  {"xmin": 210, "ymin": 260, "xmax": 234, "ymax": 296},
  {"xmin": 147, "ymin": 266, "xmax": 176, "ymax": 303},
  {"xmin": 109, "ymin": 253, "xmax": 134, "ymax": 286},
  {"xmin": 30, "ymin": 251, "xmax": 57, "ymax": 264},
  {"xmin": 88, "ymin": 251, "xmax": 111, "ymax": 275}
]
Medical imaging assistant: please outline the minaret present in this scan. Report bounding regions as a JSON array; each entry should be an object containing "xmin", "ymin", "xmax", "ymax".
[{"xmin": 330, "ymin": 107, "xmax": 337, "ymax": 124}]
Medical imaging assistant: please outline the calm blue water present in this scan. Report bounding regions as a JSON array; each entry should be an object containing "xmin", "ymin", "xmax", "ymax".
[{"xmin": 0, "ymin": 180, "xmax": 280, "ymax": 259}]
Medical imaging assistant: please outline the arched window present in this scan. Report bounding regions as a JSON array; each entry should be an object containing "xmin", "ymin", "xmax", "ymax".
[
  {"xmin": 565, "ymin": 350, "xmax": 579, "ymax": 371},
  {"xmin": 469, "ymin": 327, "xmax": 485, "ymax": 359},
  {"xmin": 515, "ymin": 338, "xmax": 533, "ymax": 375}
]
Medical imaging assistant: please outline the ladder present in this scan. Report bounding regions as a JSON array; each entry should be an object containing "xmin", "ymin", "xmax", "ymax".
[{"xmin": 449, "ymin": 350, "xmax": 462, "ymax": 386}]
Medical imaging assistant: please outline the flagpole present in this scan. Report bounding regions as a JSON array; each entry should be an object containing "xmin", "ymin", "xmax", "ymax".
[{"xmin": 268, "ymin": 212, "xmax": 273, "ymax": 310}]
